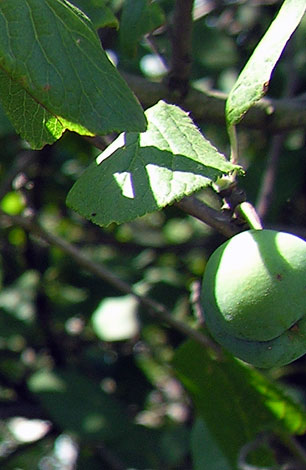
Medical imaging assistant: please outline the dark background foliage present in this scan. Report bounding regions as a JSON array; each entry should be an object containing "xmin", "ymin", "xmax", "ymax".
[{"xmin": 1, "ymin": 1, "xmax": 306, "ymax": 469}]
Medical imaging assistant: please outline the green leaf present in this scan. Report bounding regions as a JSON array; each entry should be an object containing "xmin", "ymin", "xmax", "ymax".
[
  {"xmin": 0, "ymin": 70, "xmax": 65, "ymax": 148},
  {"xmin": 191, "ymin": 418, "xmax": 232, "ymax": 470},
  {"xmin": 70, "ymin": 0, "xmax": 119, "ymax": 29},
  {"xmin": 0, "ymin": 271, "xmax": 40, "ymax": 322},
  {"xmin": 28, "ymin": 367, "xmax": 161, "ymax": 467},
  {"xmin": 28, "ymin": 368, "xmax": 133, "ymax": 441},
  {"xmin": 0, "ymin": 102, "xmax": 14, "ymax": 137},
  {"xmin": 226, "ymin": 0, "xmax": 306, "ymax": 126},
  {"xmin": 191, "ymin": 417, "xmax": 275, "ymax": 470},
  {"xmin": 0, "ymin": 0, "xmax": 146, "ymax": 149},
  {"xmin": 67, "ymin": 100, "xmax": 239, "ymax": 226},
  {"xmin": 173, "ymin": 340, "xmax": 306, "ymax": 467},
  {"xmin": 120, "ymin": 0, "xmax": 165, "ymax": 57}
]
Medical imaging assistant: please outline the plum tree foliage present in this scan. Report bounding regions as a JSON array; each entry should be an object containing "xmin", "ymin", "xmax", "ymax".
[{"xmin": 1, "ymin": 1, "xmax": 306, "ymax": 469}]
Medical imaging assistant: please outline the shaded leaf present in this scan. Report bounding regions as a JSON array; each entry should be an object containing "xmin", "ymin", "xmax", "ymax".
[
  {"xmin": 0, "ymin": 271, "xmax": 40, "ymax": 322},
  {"xmin": 173, "ymin": 340, "xmax": 306, "ymax": 467},
  {"xmin": 226, "ymin": 0, "xmax": 306, "ymax": 126},
  {"xmin": 0, "ymin": 0, "xmax": 146, "ymax": 149},
  {"xmin": 67, "ymin": 100, "xmax": 240, "ymax": 226},
  {"xmin": 191, "ymin": 418, "xmax": 232, "ymax": 470},
  {"xmin": 70, "ymin": 0, "xmax": 119, "ymax": 29},
  {"xmin": 120, "ymin": 0, "xmax": 165, "ymax": 57},
  {"xmin": 191, "ymin": 417, "xmax": 275, "ymax": 470},
  {"xmin": 28, "ymin": 368, "xmax": 161, "ymax": 467},
  {"xmin": 28, "ymin": 368, "xmax": 132, "ymax": 441}
]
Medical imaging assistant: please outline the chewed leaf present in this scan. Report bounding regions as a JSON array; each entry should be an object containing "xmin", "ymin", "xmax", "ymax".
[
  {"xmin": 0, "ymin": 0, "xmax": 146, "ymax": 149},
  {"xmin": 226, "ymin": 0, "xmax": 306, "ymax": 126},
  {"xmin": 67, "ymin": 101, "xmax": 240, "ymax": 226}
]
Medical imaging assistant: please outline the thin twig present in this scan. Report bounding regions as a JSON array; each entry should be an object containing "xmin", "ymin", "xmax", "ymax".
[
  {"xmin": 238, "ymin": 432, "xmax": 306, "ymax": 470},
  {"xmin": 83, "ymin": 135, "xmax": 109, "ymax": 151},
  {"xmin": 0, "ymin": 211, "xmax": 220, "ymax": 354},
  {"xmin": 238, "ymin": 433, "xmax": 276, "ymax": 470},
  {"xmin": 256, "ymin": 39, "xmax": 299, "ymax": 219},
  {"xmin": 176, "ymin": 195, "xmax": 239, "ymax": 237},
  {"xmin": 121, "ymin": 71, "xmax": 306, "ymax": 133},
  {"xmin": 280, "ymin": 433, "xmax": 306, "ymax": 467},
  {"xmin": 145, "ymin": 33, "xmax": 169, "ymax": 70},
  {"xmin": 256, "ymin": 134, "xmax": 284, "ymax": 219}
]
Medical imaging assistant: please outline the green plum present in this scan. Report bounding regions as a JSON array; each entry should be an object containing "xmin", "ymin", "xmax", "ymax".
[{"xmin": 201, "ymin": 229, "xmax": 306, "ymax": 368}]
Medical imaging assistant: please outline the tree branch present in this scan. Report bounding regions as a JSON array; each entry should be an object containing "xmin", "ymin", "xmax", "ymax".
[
  {"xmin": 0, "ymin": 212, "xmax": 220, "ymax": 355},
  {"xmin": 238, "ymin": 433, "xmax": 275, "ymax": 470},
  {"xmin": 167, "ymin": 0, "xmax": 194, "ymax": 96},
  {"xmin": 176, "ymin": 195, "xmax": 239, "ymax": 237},
  {"xmin": 122, "ymin": 72, "xmax": 306, "ymax": 133}
]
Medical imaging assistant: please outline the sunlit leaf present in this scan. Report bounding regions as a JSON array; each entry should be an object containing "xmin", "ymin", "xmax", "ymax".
[
  {"xmin": 67, "ymin": 100, "xmax": 240, "ymax": 226},
  {"xmin": 226, "ymin": 0, "xmax": 306, "ymax": 126},
  {"xmin": 173, "ymin": 340, "xmax": 306, "ymax": 467},
  {"xmin": 0, "ymin": 0, "xmax": 146, "ymax": 149}
]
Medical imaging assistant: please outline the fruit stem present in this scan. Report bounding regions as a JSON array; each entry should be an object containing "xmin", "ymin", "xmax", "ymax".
[{"xmin": 236, "ymin": 201, "xmax": 263, "ymax": 230}]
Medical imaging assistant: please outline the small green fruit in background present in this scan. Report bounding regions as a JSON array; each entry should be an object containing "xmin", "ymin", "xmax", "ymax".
[{"xmin": 201, "ymin": 229, "xmax": 306, "ymax": 368}]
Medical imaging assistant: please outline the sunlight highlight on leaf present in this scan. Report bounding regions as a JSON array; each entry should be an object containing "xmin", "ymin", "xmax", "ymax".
[
  {"xmin": 226, "ymin": 0, "xmax": 306, "ymax": 126},
  {"xmin": 0, "ymin": 0, "xmax": 146, "ymax": 149},
  {"xmin": 113, "ymin": 172, "xmax": 136, "ymax": 199},
  {"xmin": 67, "ymin": 101, "xmax": 241, "ymax": 226}
]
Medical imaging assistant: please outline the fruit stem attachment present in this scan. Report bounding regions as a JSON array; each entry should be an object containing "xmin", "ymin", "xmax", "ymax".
[{"xmin": 236, "ymin": 202, "xmax": 263, "ymax": 230}]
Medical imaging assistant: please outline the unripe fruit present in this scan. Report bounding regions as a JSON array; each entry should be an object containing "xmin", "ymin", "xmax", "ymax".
[{"xmin": 201, "ymin": 229, "xmax": 306, "ymax": 368}]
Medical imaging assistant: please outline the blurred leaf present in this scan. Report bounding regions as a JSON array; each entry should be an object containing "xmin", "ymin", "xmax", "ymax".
[
  {"xmin": 0, "ymin": 436, "xmax": 53, "ymax": 469},
  {"xmin": 0, "ymin": 271, "xmax": 40, "ymax": 321},
  {"xmin": 191, "ymin": 417, "xmax": 274, "ymax": 470},
  {"xmin": 70, "ymin": 0, "xmax": 119, "ymax": 29},
  {"xmin": 0, "ymin": 0, "xmax": 146, "ymax": 149},
  {"xmin": 173, "ymin": 340, "xmax": 306, "ymax": 467},
  {"xmin": 226, "ymin": 0, "xmax": 306, "ymax": 126},
  {"xmin": 1, "ymin": 191, "xmax": 25, "ymax": 215},
  {"xmin": 28, "ymin": 368, "xmax": 161, "ymax": 467},
  {"xmin": 120, "ymin": 0, "xmax": 165, "ymax": 56},
  {"xmin": 191, "ymin": 418, "xmax": 232, "ymax": 470},
  {"xmin": 92, "ymin": 295, "xmax": 139, "ymax": 341},
  {"xmin": 67, "ymin": 100, "xmax": 240, "ymax": 226},
  {"xmin": 28, "ymin": 369, "xmax": 133, "ymax": 441},
  {"xmin": 159, "ymin": 426, "xmax": 190, "ymax": 467},
  {"xmin": 0, "ymin": 313, "xmax": 30, "ymax": 338},
  {"xmin": 114, "ymin": 424, "xmax": 161, "ymax": 468}
]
